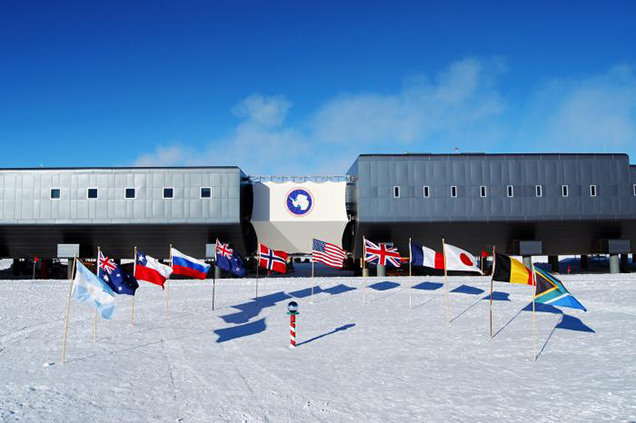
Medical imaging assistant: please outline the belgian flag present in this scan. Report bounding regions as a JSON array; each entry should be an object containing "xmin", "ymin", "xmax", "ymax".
[{"xmin": 492, "ymin": 253, "xmax": 534, "ymax": 285}]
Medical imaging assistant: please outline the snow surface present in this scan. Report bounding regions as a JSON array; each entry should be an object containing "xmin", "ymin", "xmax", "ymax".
[{"xmin": 0, "ymin": 274, "xmax": 634, "ymax": 422}]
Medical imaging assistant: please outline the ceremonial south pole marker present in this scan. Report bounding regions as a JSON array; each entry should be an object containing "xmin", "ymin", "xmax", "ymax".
[{"xmin": 287, "ymin": 301, "xmax": 299, "ymax": 348}]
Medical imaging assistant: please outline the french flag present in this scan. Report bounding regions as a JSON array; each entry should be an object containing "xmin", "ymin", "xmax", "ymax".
[
  {"xmin": 410, "ymin": 242, "xmax": 444, "ymax": 269},
  {"xmin": 171, "ymin": 247, "xmax": 211, "ymax": 279}
]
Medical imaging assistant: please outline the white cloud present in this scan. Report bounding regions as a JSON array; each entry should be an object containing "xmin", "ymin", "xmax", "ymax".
[{"xmin": 133, "ymin": 59, "xmax": 636, "ymax": 174}]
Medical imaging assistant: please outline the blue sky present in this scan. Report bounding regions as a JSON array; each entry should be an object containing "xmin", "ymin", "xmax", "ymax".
[{"xmin": 1, "ymin": 0, "xmax": 635, "ymax": 174}]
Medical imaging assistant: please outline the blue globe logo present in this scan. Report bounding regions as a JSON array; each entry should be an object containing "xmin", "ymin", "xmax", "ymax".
[{"xmin": 286, "ymin": 188, "xmax": 314, "ymax": 216}]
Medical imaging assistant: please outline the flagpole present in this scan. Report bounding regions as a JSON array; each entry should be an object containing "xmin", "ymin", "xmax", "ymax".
[
  {"xmin": 490, "ymin": 245, "xmax": 496, "ymax": 339},
  {"xmin": 255, "ymin": 245, "xmax": 260, "ymax": 301},
  {"xmin": 212, "ymin": 238, "xmax": 218, "ymax": 311},
  {"xmin": 61, "ymin": 254, "xmax": 77, "ymax": 364},
  {"xmin": 94, "ymin": 246, "xmax": 100, "ymax": 342},
  {"xmin": 408, "ymin": 237, "xmax": 412, "ymax": 310},
  {"xmin": 167, "ymin": 244, "xmax": 172, "ymax": 317},
  {"xmin": 442, "ymin": 238, "xmax": 450, "ymax": 323},
  {"xmin": 362, "ymin": 236, "xmax": 367, "ymax": 305},
  {"xmin": 531, "ymin": 263, "xmax": 538, "ymax": 362},
  {"xmin": 311, "ymin": 239, "xmax": 315, "ymax": 303},
  {"xmin": 132, "ymin": 246, "xmax": 136, "ymax": 325}
]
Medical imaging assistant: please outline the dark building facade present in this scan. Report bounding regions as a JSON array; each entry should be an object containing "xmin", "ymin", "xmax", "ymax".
[{"xmin": 346, "ymin": 153, "xmax": 636, "ymax": 258}]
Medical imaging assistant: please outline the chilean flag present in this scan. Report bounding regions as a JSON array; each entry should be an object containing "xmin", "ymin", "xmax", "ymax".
[
  {"xmin": 171, "ymin": 247, "xmax": 211, "ymax": 279},
  {"xmin": 135, "ymin": 250, "xmax": 173, "ymax": 288},
  {"xmin": 258, "ymin": 243, "xmax": 288, "ymax": 274},
  {"xmin": 410, "ymin": 242, "xmax": 444, "ymax": 269}
]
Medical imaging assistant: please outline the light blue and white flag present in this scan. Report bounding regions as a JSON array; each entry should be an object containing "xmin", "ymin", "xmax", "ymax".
[{"xmin": 72, "ymin": 260, "xmax": 117, "ymax": 319}]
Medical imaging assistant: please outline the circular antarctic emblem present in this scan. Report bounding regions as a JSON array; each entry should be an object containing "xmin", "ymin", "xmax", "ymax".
[{"xmin": 285, "ymin": 187, "xmax": 314, "ymax": 217}]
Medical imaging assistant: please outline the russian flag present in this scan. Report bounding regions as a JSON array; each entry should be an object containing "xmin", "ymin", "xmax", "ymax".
[{"xmin": 171, "ymin": 248, "xmax": 211, "ymax": 279}]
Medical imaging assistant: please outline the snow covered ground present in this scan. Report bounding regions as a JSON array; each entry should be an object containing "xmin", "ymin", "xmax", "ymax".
[{"xmin": 0, "ymin": 273, "xmax": 634, "ymax": 422}]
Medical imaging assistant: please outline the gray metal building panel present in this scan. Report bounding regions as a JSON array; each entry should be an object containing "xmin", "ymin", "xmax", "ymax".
[
  {"xmin": 0, "ymin": 167, "xmax": 242, "ymax": 225},
  {"xmin": 349, "ymin": 153, "xmax": 636, "ymax": 223}
]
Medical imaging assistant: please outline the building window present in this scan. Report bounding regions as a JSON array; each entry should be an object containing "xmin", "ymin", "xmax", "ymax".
[
  {"xmin": 480, "ymin": 186, "xmax": 487, "ymax": 198},
  {"xmin": 589, "ymin": 185, "xmax": 597, "ymax": 197},
  {"xmin": 561, "ymin": 185, "xmax": 569, "ymax": 197},
  {"xmin": 50, "ymin": 188, "xmax": 61, "ymax": 199},
  {"xmin": 200, "ymin": 187, "xmax": 211, "ymax": 198},
  {"xmin": 423, "ymin": 186, "xmax": 430, "ymax": 198},
  {"xmin": 163, "ymin": 187, "xmax": 174, "ymax": 199},
  {"xmin": 507, "ymin": 185, "xmax": 514, "ymax": 198},
  {"xmin": 87, "ymin": 188, "xmax": 98, "ymax": 199},
  {"xmin": 125, "ymin": 188, "xmax": 135, "ymax": 199},
  {"xmin": 633, "ymin": 184, "xmax": 636, "ymax": 196},
  {"xmin": 393, "ymin": 186, "xmax": 400, "ymax": 198},
  {"xmin": 450, "ymin": 186, "xmax": 457, "ymax": 198},
  {"xmin": 535, "ymin": 185, "xmax": 543, "ymax": 197}
]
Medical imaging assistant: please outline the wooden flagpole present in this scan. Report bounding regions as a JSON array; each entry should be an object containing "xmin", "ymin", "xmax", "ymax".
[
  {"xmin": 255, "ymin": 245, "xmax": 260, "ymax": 301},
  {"xmin": 442, "ymin": 238, "xmax": 450, "ymax": 323},
  {"xmin": 311, "ymin": 239, "xmax": 315, "ymax": 303},
  {"xmin": 362, "ymin": 236, "xmax": 367, "ymax": 304},
  {"xmin": 212, "ymin": 239, "xmax": 218, "ymax": 311},
  {"xmin": 167, "ymin": 244, "xmax": 172, "ymax": 317},
  {"xmin": 61, "ymin": 255, "xmax": 77, "ymax": 364},
  {"xmin": 94, "ymin": 246, "xmax": 100, "ymax": 342},
  {"xmin": 131, "ymin": 246, "xmax": 136, "ymax": 325},
  {"xmin": 531, "ymin": 262, "xmax": 538, "ymax": 362},
  {"xmin": 409, "ymin": 237, "xmax": 413, "ymax": 309},
  {"xmin": 490, "ymin": 245, "xmax": 496, "ymax": 338}
]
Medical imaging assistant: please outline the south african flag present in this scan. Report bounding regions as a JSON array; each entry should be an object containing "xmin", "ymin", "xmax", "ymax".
[{"xmin": 534, "ymin": 267, "xmax": 587, "ymax": 311}]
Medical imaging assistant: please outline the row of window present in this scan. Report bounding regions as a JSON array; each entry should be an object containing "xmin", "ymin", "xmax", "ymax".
[
  {"xmin": 392, "ymin": 184, "xmax": 628, "ymax": 198},
  {"xmin": 49, "ymin": 187, "xmax": 213, "ymax": 200}
]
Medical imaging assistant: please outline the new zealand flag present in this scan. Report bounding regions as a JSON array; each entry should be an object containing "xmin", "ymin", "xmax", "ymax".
[
  {"xmin": 230, "ymin": 250, "xmax": 247, "ymax": 277},
  {"xmin": 98, "ymin": 250, "xmax": 139, "ymax": 295}
]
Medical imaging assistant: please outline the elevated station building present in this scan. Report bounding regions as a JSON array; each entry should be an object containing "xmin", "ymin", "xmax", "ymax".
[{"xmin": 0, "ymin": 153, "xmax": 634, "ymax": 276}]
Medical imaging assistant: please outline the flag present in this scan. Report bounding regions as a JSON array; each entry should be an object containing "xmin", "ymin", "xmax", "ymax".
[
  {"xmin": 135, "ymin": 250, "xmax": 173, "ymax": 288},
  {"xmin": 230, "ymin": 250, "xmax": 247, "ymax": 277},
  {"xmin": 444, "ymin": 243, "xmax": 482, "ymax": 273},
  {"xmin": 364, "ymin": 239, "xmax": 402, "ymax": 267},
  {"xmin": 171, "ymin": 247, "xmax": 210, "ymax": 279},
  {"xmin": 312, "ymin": 238, "xmax": 346, "ymax": 269},
  {"xmin": 72, "ymin": 260, "xmax": 116, "ymax": 319},
  {"xmin": 97, "ymin": 250, "xmax": 138, "ymax": 295},
  {"xmin": 258, "ymin": 243, "xmax": 288, "ymax": 273},
  {"xmin": 492, "ymin": 253, "xmax": 534, "ymax": 285},
  {"xmin": 410, "ymin": 242, "xmax": 444, "ymax": 269},
  {"xmin": 534, "ymin": 266, "xmax": 586, "ymax": 311},
  {"xmin": 215, "ymin": 240, "xmax": 233, "ymax": 273}
]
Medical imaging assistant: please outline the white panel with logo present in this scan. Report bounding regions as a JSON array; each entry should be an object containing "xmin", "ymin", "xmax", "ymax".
[{"xmin": 251, "ymin": 181, "xmax": 349, "ymax": 253}]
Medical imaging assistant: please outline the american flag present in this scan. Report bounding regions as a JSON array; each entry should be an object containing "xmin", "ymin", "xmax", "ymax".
[{"xmin": 312, "ymin": 239, "xmax": 347, "ymax": 268}]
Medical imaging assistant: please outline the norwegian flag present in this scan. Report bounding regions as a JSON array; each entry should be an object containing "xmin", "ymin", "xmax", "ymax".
[
  {"xmin": 258, "ymin": 243, "xmax": 288, "ymax": 274},
  {"xmin": 364, "ymin": 239, "xmax": 402, "ymax": 267}
]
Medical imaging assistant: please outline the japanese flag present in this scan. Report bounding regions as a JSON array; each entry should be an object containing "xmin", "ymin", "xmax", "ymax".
[{"xmin": 444, "ymin": 243, "xmax": 482, "ymax": 274}]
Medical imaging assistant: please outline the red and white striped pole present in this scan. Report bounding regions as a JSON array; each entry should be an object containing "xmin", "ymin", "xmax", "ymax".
[{"xmin": 287, "ymin": 301, "xmax": 299, "ymax": 348}]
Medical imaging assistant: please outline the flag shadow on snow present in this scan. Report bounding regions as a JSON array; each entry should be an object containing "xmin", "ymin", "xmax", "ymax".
[
  {"xmin": 368, "ymin": 281, "xmax": 400, "ymax": 291},
  {"xmin": 214, "ymin": 318, "xmax": 267, "ymax": 343},
  {"xmin": 482, "ymin": 291, "xmax": 511, "ymax": 302},
  {"xmin": 522, "ymin": 303, "xmax": 594, "ymax": 333},
  {"xmin": 220, "ymin": 291, "xmax": 292, "ymax": 324},
  {"xmin": 412, "ymin": 281, "xmax": 443, "ymax": 291},
  {"xmin": 296, "ymin": 324, "xmax": 355, "ymax": 347},
  {"xmin": 288, "ymin": 284, "xmax": 356, "ymax": 298},
  {"xmin": 451, "ymin": 284, "xmax": 484, "ymax": 295}
]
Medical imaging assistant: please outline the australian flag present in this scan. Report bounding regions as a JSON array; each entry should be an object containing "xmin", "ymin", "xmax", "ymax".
[{"xmin": 98, "ymin": 250, "xmax": 139, "ymax": 295}]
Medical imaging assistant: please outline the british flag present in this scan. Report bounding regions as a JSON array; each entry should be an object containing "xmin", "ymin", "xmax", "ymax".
[
  {"xmin": 216, "ymin": 240, "xmax": 233, "ymax": 259},
  {"xmin": 98, "ymin": 250, "xmax": 117, "ymax": 274},
  {"xmin": 364, "ymin": 239, "xmax": 402, "ymax": 267}
]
